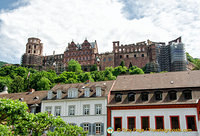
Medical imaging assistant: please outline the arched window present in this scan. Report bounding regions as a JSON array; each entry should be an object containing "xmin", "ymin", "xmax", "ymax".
[{"xmin": 154, "ymin": 91, "xmax": 163, "ymax": 100}]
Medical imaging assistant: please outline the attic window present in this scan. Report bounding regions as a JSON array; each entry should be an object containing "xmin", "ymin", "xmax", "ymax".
[
  {"xmin": 115, "ymin": 93, "xmax": 122, "ymax": 102},
  {"xmin": 84, "ymin": 88, "xmax": 90, "ymax": 97},
  {"xmin": 33, "ymin": 96, "xmax": 39, "ymax": 100},
  {"xmin": 169, "ymin": 91, "xmax": 177, "ymax": 100},
  {"xmin": 57, "ymin": 90, "xmax": 62, "ymax": 99},
  {"xmin": 155, "ymin": 91, "xmax": 163, "ymax": 101},
  {"xmin": 47, "ymin": 90, "xmax": 53, "ymax": 100},
  {"xmin": 128, "ymin": 93, "xmax": 135, "ymax": 102},
  {"xmin": 19, "ymin": 98, "xmax": 24, "ymax": 101},
  {"xmin": 183, "ymin": 90, "xmax": 192, "ymax": 100},
  {"xmin": 68, "ymin": 88, "xmax": 78, "ymax": 98},
  {"xmin": 96, "ymin": 87, "xmax": 102, "ymax": 96},
  {"xmin": 141, "ymin": 92, "xmax": 149, "ymax": 101}
]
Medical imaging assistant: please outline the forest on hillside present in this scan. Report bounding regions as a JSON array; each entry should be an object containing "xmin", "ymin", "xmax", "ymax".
[
  {"xmin": 0, "ymin": 52, "xmax": 199, "ymax": 93},
  {"xmin": 0, "ymin": 61, "xmax": 8, "ymax": 68},
  {"xmin": 0, "ymin": 60, "xmax": 144, "ymax": 93}
]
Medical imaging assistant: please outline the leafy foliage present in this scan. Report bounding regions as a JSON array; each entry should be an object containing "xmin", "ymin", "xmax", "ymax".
[
  {"xmin": 0, "ymin": 61, "xmax": 8, "ymax": 68},
  {"xmin": 0, "ymin": 98, "xmax": 87, "ymax": 136},
  {"xmin": 186, "ymin": 52, "xmax": 200, "ymax": 70},
  {"xmin": 68, "ymin": 59, "xmax": 82, "ymax": 73}
]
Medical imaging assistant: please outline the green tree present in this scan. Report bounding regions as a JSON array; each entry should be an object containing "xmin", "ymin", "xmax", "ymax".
[
  {"xmin": 10, "ymin": 76, "xmax": 25, "ymax": 93},
  {"xmin": 113, "ymin": 66, "xmax": 127, "ymax": 76},
  {"xmin": 68, "ymin": 60, "xmax": 82, "ymax": 73},
  {"xmin": 90, "ymin": 64, "xmax": 98, "ymax": 71},
  {"xmin": 0, "ymin": 124, "xmax": 12, "ymax": 135},
  {"xmin": 120, "ymin": 61, "xmax": 125, "ymax": 67},
  {"xmin": 0, "ymin": 76, "xmax": 12, "ymax": 92},
  {"xmin": 37, "ymin": 77, "xmax": 51, "ymax": 90},
  {"xmin": 129, "ymin": 68, "xmax": 144, "ymax": 75}
]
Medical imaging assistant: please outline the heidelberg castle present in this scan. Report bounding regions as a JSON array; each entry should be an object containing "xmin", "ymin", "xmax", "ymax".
[{"xmin": 21, "ymin": 37, "xmax": 187, "ymax": 73}]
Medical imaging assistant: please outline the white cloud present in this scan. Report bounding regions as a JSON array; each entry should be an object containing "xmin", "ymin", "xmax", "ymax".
[{"xmin": 0, "ymin": 0, "xmax": 200, "ymax": 63}]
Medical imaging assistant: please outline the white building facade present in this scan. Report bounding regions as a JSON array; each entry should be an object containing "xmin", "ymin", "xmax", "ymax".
[{"xmin": 41, "ymin": 81, "xmax": 114, "ymax": 136}]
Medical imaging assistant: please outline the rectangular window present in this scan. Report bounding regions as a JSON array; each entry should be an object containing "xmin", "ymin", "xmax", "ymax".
[
  {"xmin": 95, "ymin": 104, "xmax": 102, "ymax": 115},
  {"xmin": 186, "ymin": 115, "xmax": 197, "ymax": 131},
  {"xmin": 170, "ymin": 116, "xmax": 180, "ymax": 129},
  {"xmin": 141, "ymin": 116, "xmax": 150, "ymax": 131},
  {"xmin": 127, "ymin": 117, "xmax": 136, "ymax": 130},
  {"xmin": 84, "ymin": 88, "xmax": 90, "ymax": 97},
  {"xmin": 45, "ymin": 106, "xmax": 52, "ymax": 114},
  {"xmin": 95, "ymin": 123, "xmax": 101, "ymax": 134},
  {"xmin": 55, "ymin": 106, "xmax": 61, "ymax": 116},
  {"xmin": 83, "ymin": 105, "xmax": 90, "ymax": 115},
  {"xmin": 83, "ymin": 123, "xmax": 89, "ymax": 132},
  {"xmin": 155, "ymin": 116, "xmax": 164, "ymax": 129},
  {"xmin": 96, "ymin": 87, "xmax": 102, "ymax": 96},
  {"xmin": 114, "ymin": 117, "xmax": 122, "ymax": 131},
  {"xmin": 141, "ymin": 92, "xmax": 149, "ymax": 101},
  {"xmin": 69, "ymin": 105, "xmax": 75, "ymax": 116}
]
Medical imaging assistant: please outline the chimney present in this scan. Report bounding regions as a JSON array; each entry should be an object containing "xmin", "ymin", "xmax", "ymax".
[{"xmin": 28, "ymin": 88, "xmax": 35, "ymax": 94}]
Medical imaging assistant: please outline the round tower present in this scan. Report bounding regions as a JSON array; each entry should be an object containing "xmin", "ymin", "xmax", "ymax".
[{"xmin": 25, "ymin": 37, "xmax": 43, "ymax": 56}]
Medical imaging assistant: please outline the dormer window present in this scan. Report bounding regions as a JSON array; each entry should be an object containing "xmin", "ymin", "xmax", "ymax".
[
  {"xmin": 96, "ymin": 87, "xmax": 102, "ymax": 96},
  {"xmin": 115, "ymin": 93, "xmax": 122, "ymax": 102},
  {"xmin": 141, "ymin": 92, "xmax": 149, "ymax": 101},
  {"xmin": 128, "ymin": 93, "xmax": 135, "ymax": 102},
  {"xmin": 47, "ymin": 90, "xmax": 52, "ymax": 99},
  {"xmin": 169, "ymin": 91, "xmax": 177, "ymax": 100},
  {"xmin": 68, "ymin": 88, "xmax": 78, "ymax": 98},
  {"xmin": 19, "ymin": 98, "xmax": 24, "ymax": 101},
  {"xmin": 155, "ymin": 91, "xmax": 163, "ymax": 101},
  {"xmin": 57, "ymin": 90, "xmax": 62, "ymax": 99},
  {"xmin": 84, "ymin": 88, "xmax": 90, "ymax": 97},
  {"xmin": 183, "ymin": 90, "xmax": 192, "ymax": 100},
  {"xmin": 33, "ymin": 96, "xmax": 39, "ymax": 100}
]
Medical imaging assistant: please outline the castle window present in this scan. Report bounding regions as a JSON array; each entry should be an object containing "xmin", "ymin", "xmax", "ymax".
[
  {"xmin": 115, "ymin": 93, "xmax": 122, "ymax": 102},
  {"xmin": 108, "ymin": 57, "xmax": 112, "ymax": 61},
  {"xmin": 169, "ymin": 91, "xmax": 177, "ymax": 100},
  {"xmin": 34, "ymin": 50, "xmax": 36, "ymax": 53},
  {"xmin": 183, "ymin": 90, "xmax": 192, "ymax": 99},
  {"xmin": 141, "ymin": 54, "xmax": 144, "ymax": 57},
  {"xmin": 141, "ymin": 92, "xmax": 149, "ymax": 101},
  {"xmin": 155, "ymin": 91, "xmax": 162, "ymax": 100},
  {"xmin": 138, "ymin": 48, "xmax": 141, "ymax": 52},
  {"xmin": 135, "ymin": 48, "xmax": 137, "ymax": 52},
  {"xmin": 29, "ymin": 45, "xmax": 31, "ymax": 49},
  {"xmin": 120, "ymin": 55, "xmax": 122, "ymax": 59},
  {"xmin": 28, "ymin": 50, "xmax": 30, "ymax": 53},
  {"xmin": 134, "ymin": 54, "xmax": 136, "ymax": 58},
  {"xmin": 142, "ymin": 48, "xmax": 145, "ymax": 51},
  {"xmin": 126, "ymin": 55, "xmax": 129, "ymax": 58},
  {"xmin": 128, "ymin": 93, "xmax": 135, "ymax": 102},
  {"xmin": 34, "ymin": 45, "xmax": 36, "ymax": 49}
]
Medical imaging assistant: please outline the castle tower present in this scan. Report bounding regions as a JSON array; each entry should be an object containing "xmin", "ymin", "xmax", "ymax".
[
  {"xmin": 21, "ymin": 37, "xmax": 43, "ymax": 67},
  {"xmin": 25, "ymin": 38, "xmax": 43, "ymax": 55}
]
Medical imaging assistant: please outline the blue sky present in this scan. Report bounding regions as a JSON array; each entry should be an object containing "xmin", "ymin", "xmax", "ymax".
[{"xmin": 0, "ymin": 0, "xmax": 200, "ymax": 64}]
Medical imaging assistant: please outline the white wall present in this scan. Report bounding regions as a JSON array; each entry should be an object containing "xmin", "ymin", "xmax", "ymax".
[
  {"xmin": 41, "ymin": 98, "xmax": 107, "ymax": 136},
  {"xmin": 111, "ymin": 108, "xmax": 199, "ymax": 136}
]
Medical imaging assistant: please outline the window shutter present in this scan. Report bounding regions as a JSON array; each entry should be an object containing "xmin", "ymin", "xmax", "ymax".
[
  {"xmin": 101, "ymin": 123, "xmax": 104, "ymax": 135},
  {"xmin": 88, "ymin": 123, "xmax": 92, "ymax": 135},
  {"xmin": 92, "ymin": 123, "xmax": 96, "ymax": 135},
  {"xmin": 80, "ymin": 123, "xmax": 83, "ymax": 128}
]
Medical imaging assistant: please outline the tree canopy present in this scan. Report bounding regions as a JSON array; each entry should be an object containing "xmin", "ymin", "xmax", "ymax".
[{"xmin": 0, "ymin": 98, "xmax": 87, "ymax": 136}]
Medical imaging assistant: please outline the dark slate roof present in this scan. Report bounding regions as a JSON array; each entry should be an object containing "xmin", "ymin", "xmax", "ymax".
[{"xmin": 112, "ymin": 70, "xmax": 200, "ymax": 91}]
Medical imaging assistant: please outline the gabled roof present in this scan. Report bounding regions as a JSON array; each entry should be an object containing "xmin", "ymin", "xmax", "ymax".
[
  {"xmin": 112, "ymin": 70, "xmax": 200, "ymax": 91},
  {"xmin": 0, "ymin": 90, "xmax": 48, "ymax": 105}
]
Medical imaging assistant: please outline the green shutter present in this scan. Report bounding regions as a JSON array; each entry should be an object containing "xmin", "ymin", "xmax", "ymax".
[
  {"xmin": 88, "ymin": 123, "xmax": 92, "ymax": 135},
  {"xmin": 101, "ymin": 123, "xmax": 104, "ymax": 135},
  {"xmin": 92, "ymin": 123, "xmax": 96, "ymax": 135}
]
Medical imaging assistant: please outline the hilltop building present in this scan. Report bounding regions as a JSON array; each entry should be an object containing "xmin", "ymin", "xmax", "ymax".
[{"xmin": 21, "ymin": 37, "xmax": 187, "ymax": 73}]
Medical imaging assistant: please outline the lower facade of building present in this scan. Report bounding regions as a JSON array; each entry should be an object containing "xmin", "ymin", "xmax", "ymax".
[
  {"xmin": 41, "ymin": 98, "xmax": 107, "ymax": 136},
  {"xmin": 107, "ymin": 104, "xmax": 200, "ymax": 136}
]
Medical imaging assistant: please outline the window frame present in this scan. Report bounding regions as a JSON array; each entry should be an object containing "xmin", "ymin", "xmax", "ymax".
[
  {"xmin": 183, "ymin": 90, "xmax": 192, "ymax": 100},
  {"xmin": 170, "ymin": 116, "xmax": 180, "ymax": 129},
  {"xmin": 169, "ymin": 91, "xmax": 177, "ymax": 100},
  {"xmin": 95, "ymin": 104, "xmax": 102, "ymax": 115},
  {"xmin": 68, "ymin": 105, "xmax": 75, "ymax": 116},
  {"xmin": 114, "ymin": 117, "xmax": 122, "ymax": 131},
  {"xmin": 84, "ymin": 88, "xmax": 90, "ymax": 97},
  {"xmin": 128, "ymin": 92, "xmax": 135, "ymax": 102},
  {"xmin": 45, "ymin": 106, "xmax": 52, "ymax": 114},
  {"xmin": 115, "ymin": 93, "xmax": 122, "ymax": 102},
  {"xmin": 141, "ymin": 92, "xmax": 149, "ymax": 101},
  {"xmin": 83, "ymin": 123, "xmax": 89, "ymax": 132},
  {"xmin": 83, "ymin": 105, "xmax": 90, "ymax": 115},
  {"xmin": 141, "ymin": 116, "xmax": 150, "ymax": 131},
  {"xmin": 127, "ymin": 116, "xmax": 136, "ymax": 130},
  {"xmin": 155, "ymin": 91, "xmax": 163, "ymax": 101},
  {"xmin": 95, "ymin": 123, "xmax": 101, "ymax": 134},
  {"xmin": 54, "ymin": 106, "xmax": 61, "ymax": 116},
  {"xmin": 96, "ymin": 87, "xmax": 102, "ymax": 96},
  {"xmin": 185, "ymin": 115, "xmax": 197, "ymax": 131},
  {"xmin": 155, "ymin": 116, "xmax": 164, "ymax": 130}
]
